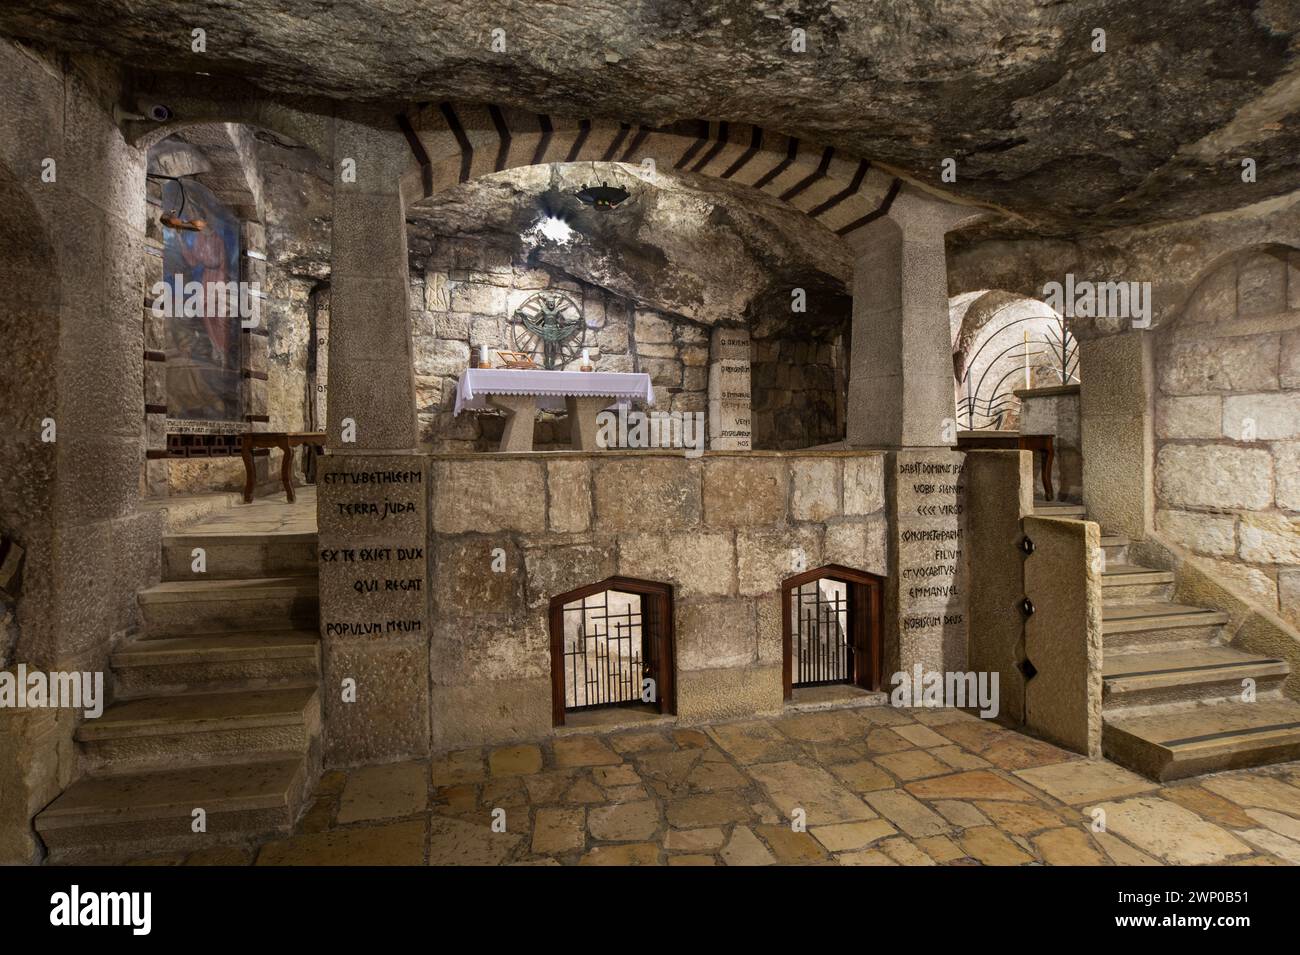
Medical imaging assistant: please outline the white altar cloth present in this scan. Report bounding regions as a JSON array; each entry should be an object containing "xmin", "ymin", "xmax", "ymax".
[{"xmin": 453, "ymin": 368, "xmax": 655, "ymax": 415}]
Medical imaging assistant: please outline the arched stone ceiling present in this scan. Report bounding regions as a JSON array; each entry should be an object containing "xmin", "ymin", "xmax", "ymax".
[{"xmin": 0, "ymin": 0, "xmax": 1296, "ymax": 238}]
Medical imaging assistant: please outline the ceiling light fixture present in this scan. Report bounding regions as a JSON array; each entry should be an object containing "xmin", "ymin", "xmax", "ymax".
[
  {"xmin": 575, "ymin": 180, "xmax": 630, "ymax": 209},
  {"xmin": 149, "ymin": 173, "xmax": 206, "ymax": 231}
]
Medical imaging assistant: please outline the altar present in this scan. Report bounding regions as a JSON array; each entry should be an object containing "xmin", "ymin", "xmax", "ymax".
[{"xmin": 454, "ymin": 368, "xmax": 655, "ymax": 452}]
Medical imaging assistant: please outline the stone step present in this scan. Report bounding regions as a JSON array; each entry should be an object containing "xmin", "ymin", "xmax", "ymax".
[
  {"xmin": 1102, "ymin": 602, "xmax": 1229, "ymax": 650},
  {"xmin": 140, "ymin": 576, "xmax": 319, "ymax": 636},
  {"xmin": 140, "ymin": 491, "xmax": 244, "ymax": 533},
  {"xmin": 1032, "ymin": 501, "xmax": 1085, "ymax": 518},
  {"xmin": 162, "ymin": 532, "xmax": 317, "ymax": 581},
  {"xmin": 1103, "ymin": 699, "xmax": 1300, "ymax": 781},
  {"xmin": 1102, "ymin": 645, "xmax": 1288, "ymax": 711},
  {"xmin": 1100, "ymin": 534, "xmax": 1129, "ymax": 566},
  {"xmin": 111, "ymin": 631, "xmax": 320, "ymax": 698},
  {"xmin": 77, "ymin": 685, "xmax": 320, "ymax": 772},
  {"xmin": 35, "ymin": 757, "xmax": 309, "ymax": 864},
  {"xmin": 1101, "ymin": 563, "xmax": 1175, "ymax": 603}
]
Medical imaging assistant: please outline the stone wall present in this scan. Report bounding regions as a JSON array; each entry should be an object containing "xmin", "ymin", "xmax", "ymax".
[
  {"xmin": 751, "ymin": 333, "xmax": 847, "ymax": 449},
  {"xmin": 408, "ymin": 236, "xmax": 711, "ymax": 451},
  {"xmin": 427, "ymin": 450, "xmax": 888, "ymax": 750},
  {"xmin": 0, "ymin": 40, "xmax": 154, "ymax": 862},
  {"xmin": 1153, "ymin": 246, "xmax": 1300, "ymax": 627},
  {"xmin": 1017, "ymin": 384, "xmax": 1082, "ymax": 503}
]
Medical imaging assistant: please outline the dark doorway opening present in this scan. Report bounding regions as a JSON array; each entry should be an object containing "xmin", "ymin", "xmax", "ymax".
[
  {"xmin": 782, "ymin": 564, "xmax": 884, "ymax": 700},
  {"xmin": 549, "ymin": 577, "xmax": 675, "ymax": 726}
]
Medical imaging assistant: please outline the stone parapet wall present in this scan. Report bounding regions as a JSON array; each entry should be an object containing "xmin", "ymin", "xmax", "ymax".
[
  {"xmin": 426, "ymin": 449, "xmax": 888, "ymax": 750},
  {"xmin": 1153, "ymin": 246, "xmax": 1300, "ymax": 628}
]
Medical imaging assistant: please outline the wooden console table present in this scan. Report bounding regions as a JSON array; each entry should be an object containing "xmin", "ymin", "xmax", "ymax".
[
  {"xmin": 240, "ymin": 432, "xmax": 326, "ymax": 503},
  {"xmin": 956, "ymin": 431, "xmax": 1056, "ymax": 501}
]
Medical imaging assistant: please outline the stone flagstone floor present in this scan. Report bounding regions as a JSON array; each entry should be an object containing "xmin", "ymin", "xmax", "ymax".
[{"xmin": 125, "ymin": 706, "xmax": 1300, "ymax": 866}]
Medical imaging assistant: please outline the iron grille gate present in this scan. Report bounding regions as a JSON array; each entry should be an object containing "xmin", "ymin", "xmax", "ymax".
[
  {"xmin": 561, "ymin": 589, "xmax": 648, "ymax": 710},
  {"xmin": 790, "ymin": 578, "xmax": 853, "ymax": 687}
]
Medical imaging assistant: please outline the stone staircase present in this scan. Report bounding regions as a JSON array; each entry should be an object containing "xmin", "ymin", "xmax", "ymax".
[
  {"xmin": 35, "ymin": 522, "xmax": 321, "ymax": 863},
  {"xmin": 1059, "ymin": 515, "xmax": 1300, "ymax": 781}
]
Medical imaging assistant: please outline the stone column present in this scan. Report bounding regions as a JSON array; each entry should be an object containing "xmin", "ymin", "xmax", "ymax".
[
  {"xmin": 845, "ymin": 196, "xmax": 958, "ymax": 449},
  {"xmin": 844, "ymin": 190, "xmax": 979, "ymax": 680},
  {"xmin": 708, "ymin": 326, "xmax": 752, "ymax": 450},
  {"xmin": 318, "ymin": 113, "xmax": 429, "ymax": 767},
  {"xmin": 326, "ymin": 118, "xmax": 418, "ymax": 452}
]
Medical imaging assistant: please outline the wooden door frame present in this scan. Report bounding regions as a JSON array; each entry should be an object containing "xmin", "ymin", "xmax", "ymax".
[
  {"xmin": 781, "ymin": 564, "xmax": 884, "ymax": 701},
  {"xmin": 548, "ymin": 576, "xmax": 676, "ymax": 726}
]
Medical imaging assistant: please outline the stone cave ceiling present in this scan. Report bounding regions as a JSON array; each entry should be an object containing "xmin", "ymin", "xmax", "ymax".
[
  {"xmin": 408, "ymin": 162, "xmax": 854, "ymax": 329},
  {"xmin": 2, "ymin": 1, "xmax": 1298, "ymax": 238}
]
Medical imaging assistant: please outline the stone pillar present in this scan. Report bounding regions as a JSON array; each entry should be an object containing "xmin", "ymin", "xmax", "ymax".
[
  {"xmin": 1080, "ymin": 331, "xmax": 1154, "ymax": 541},
  {"xmin": 885, "ymin": 448, "xmax": 968, "ymax": 679},
  {"xmin": 708, "ymin": 326, "xmax": 752, "ymax": 450},
  {"xmin": 326, "ymin": 118, "xmax": 418, "ymax": 452},
  {"xmin": 845, "ymin": 189, "xmax": 967, "ymax": 449},
  {"xmin": 318, "ymin": 113, "xmax": 429, "ymax": 766},
  {"xmin": 844, "ymin": 190, "xmax": 978, "ymax": 680}
]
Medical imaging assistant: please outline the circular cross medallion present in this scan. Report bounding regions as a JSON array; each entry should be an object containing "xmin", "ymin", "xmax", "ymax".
[{"xmin": 510, "ymin": 291, "xmax": 584, "ymax": 370}]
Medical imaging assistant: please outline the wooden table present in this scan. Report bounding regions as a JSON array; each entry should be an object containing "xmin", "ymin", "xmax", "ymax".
[
  {"xmin": 956, "ymin": 431, "xmax": 1057, "ymax": 500},
  {"xmin": 240, "ymin": 432, "xmax": 326, "ymax": 503}
]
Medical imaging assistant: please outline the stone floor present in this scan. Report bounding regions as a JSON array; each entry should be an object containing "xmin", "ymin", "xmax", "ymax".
[
  {"xmin": 182, "ymin": 486, "xmax": 318, "ymax": 535},
  {"xmin": 124, "ymin": 705, "xmax": 1300, "ymax": 866}
]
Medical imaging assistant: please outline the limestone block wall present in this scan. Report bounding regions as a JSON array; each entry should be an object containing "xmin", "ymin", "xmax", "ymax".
[
  {"xmin": 1153, "ymin": 247, "xmax": 1300, "ymax": 626},
  {"xmin": 408, "ymin": 237, "xmax": 710, "ymax": 451},
  {"xmin": 426, "ymin": 450, "xmax": 888, "ymax": 750},
  {"xmin": 751, "ymin": 334, "xmax": 847, "ymax": 449}
]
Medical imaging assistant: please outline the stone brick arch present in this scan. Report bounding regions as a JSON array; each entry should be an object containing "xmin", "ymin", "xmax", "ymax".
[
  {"xmin": 400, "ymin": 103, "xmax": 902, "ymax": 244},
  {"xmin": 1168, "ymin": 242, "xmax": 1300, "ymax": 330},
  {"xmin": 949, "ymin": 289, "xmax": 1077, "ymax": 428},
  {"xmin": 123, "ymin": 95, "xmax": 330, "ymax": 160}
]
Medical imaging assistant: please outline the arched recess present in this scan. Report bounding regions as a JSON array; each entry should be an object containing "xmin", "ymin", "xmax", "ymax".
[
  {"xmin": 950, "ymin": 289, "xmax": 1078, "ymax": 431},
  {"xmin": 398, "ymin": 105, "xmax": 903, "ymax": 247},
  {"xmin": 548, "ymin": 576, "xmax": 676, "ymax": 726},
  {"xmin": 139, "ymin": 118, "xmax": 331, "ymax": 493},
  {"xmin": 782, "ymin": 564, "xmax": 884, "ymax": 700}
]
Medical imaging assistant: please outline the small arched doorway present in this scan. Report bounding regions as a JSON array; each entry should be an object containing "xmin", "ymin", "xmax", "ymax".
[
  {"xmin": 782, "ymin": 565, "xmax": 883, "ymax": 700},
  {"xmin": 548, "ymin": 576, "xmax": 676, "ymax": 726}
]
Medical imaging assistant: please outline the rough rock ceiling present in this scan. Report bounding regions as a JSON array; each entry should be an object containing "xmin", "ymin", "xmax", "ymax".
[
  {"xmin": 2, "ymin": 1, "xmax": 1298, "ymax": 238},
  {"xmin": 408, "ymin": 162, "xmax": 852, "ymax": 328}
]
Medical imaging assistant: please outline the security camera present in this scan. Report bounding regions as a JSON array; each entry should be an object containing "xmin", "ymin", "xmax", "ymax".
[{"xmin": 147, "ymin": 104, "xmax": 173, "ymax": 122}]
